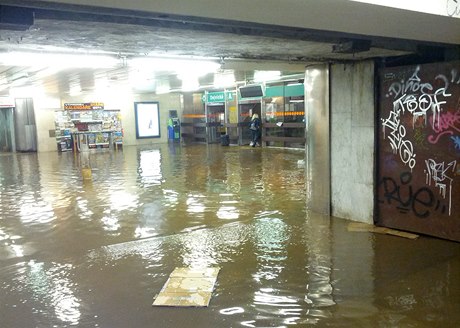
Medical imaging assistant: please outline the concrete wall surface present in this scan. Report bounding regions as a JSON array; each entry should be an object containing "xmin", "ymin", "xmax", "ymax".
[{"xmin": 330, "ymin": 61, "xmax": 375, "ymax": 223}]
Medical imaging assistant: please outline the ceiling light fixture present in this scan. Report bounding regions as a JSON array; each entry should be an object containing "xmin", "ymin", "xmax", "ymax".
[
  {"xmin": 179, "ymin": 75, "xmax": 199, "ymax": 92},
  {"xmin": 130, "ymin": 57, "xmax": 220, "ymax": 76},
  {"xmin": 213, "ymin": 71, "xmax": 235, "ymax": 89},
  {"xmin": 155, "ymin": 80, "xmax": 171, "ymax": 94},
  {"xmin": 253, "ymin": 70, "xmax": 281, "ymax": 83}
]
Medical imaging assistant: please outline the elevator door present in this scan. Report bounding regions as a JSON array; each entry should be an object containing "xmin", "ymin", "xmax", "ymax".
[
  {"xmin": 14, "ymin": 98, "xmax": 37, "ymax": 152},
  {"xmin": 0, "ymin": 107, "xmax": 15, "ymax": 152}
]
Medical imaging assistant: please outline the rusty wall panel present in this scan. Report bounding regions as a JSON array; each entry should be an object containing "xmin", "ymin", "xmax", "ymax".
[{"xmin": 377, "ymin": 61, "xmax": 460, "ymax": 242}]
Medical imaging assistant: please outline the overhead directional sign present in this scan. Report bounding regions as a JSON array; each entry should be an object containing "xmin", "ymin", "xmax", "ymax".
[{"xmin": 203, "ymin": 91, "xmax": 235, "ymax": 103}]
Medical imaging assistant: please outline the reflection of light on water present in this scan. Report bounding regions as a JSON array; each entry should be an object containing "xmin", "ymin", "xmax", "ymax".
[
  {"xmin": 220, "ymin": 307, "xmax": 245, "ymax": 315},
  {"xmin": 101, "ymin": 216, "xmax": 120, "ymax": 231},
  {"xmin": 217, "ymin": 206, "xmax": 239, "ymax": 220},
  {"xmin": 219, "ymin": 193, "xmax": 235, "ymax": 197},
  {"xmin": 250, "ymin": 218, "xmax": 303, "ymax": 325},
  {"xmin": 254, "ymin": 289, "xmax": 301, "ymax": 325},
  {"xmin": 134, "ymin": 226, "xmax": 156, "ymax": 239},
  {"xmin": 178, "ymin": 222, "xmax": 250, "ymax": 268},
  {"xmin": 186, "ymin": 194, "xmax": 206, "ymax": 213},
  {"xmin": 76, "ymin": 197, "xmax": 93, "ymax": 219},
  {"xmin": 220, "ymin": 200, "xmax": 239, "ymax": 204},
  {"xmin": 19, "ymin": 199, "xmax": 55, "ymax": 224},
  {"xmin": 109, "ymin": 191, "xmax": 138, "ymax": 211},
  {"xmin": 11, "ymin": 244, "xmax": 24, "ymax": 257},
  {"xmin": 27, "ymin": 261, "xmax": 81, "ymax": 326},
  {"xmin": 88, "ymin": 236, "xmax": 164, "ymax": 263},
  {"xmin": 135, "ymin": 201, "xmax": 162, "ymax": 238},
  {"xmin": 180, "ymin": 232, "xmax": 218, "ymax": 268},
  {"xmin": 252, "ymin": 217, "xmax": 288, "ymax": 283},
  {"xmin": 0, "ymin": 228, "xmax": 9, "ymax": 240},
  {"xmin": 217, "ymin": 194, "xmax": 240, "ymax": 219},
  {"xmin": 304, "ymin": 214, "xmax": 336, "ymax": 315},
  {"xmin": 163, "ymin": 189, "xmax": 179, "ymax": 207},
  {"xmin": 254, "ymin": 288, "xmax": 299, "ymax": 306},
  {"xmin": 139, "ymin": 150, "xmax": 162, "ymax": 186}
]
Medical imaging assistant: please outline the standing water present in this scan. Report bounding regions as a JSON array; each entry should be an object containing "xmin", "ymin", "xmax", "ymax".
[{"xmin": 0, "ymin": 144, "xmax": 459, "ymax": 327}]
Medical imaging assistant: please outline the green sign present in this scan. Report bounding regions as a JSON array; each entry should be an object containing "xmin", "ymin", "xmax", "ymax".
[
  {"xmin": 203, "ymin": 91, "xmax": 235, "ymax": 103},
  {"xmin": 265, "ymin": 84, "xmax": 304, "ymax": 97}
]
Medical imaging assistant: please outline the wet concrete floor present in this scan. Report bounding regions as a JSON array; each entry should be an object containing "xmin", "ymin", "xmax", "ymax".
[{"xmin": 1, "ymin": 144, "xmax": 459, "ymax": 327}]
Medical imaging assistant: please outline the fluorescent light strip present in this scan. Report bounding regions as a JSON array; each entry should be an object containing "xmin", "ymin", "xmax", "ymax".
[
  {"xmin": 130, "ymin": 57, "xmax": 220, "ymax": 76},
  {"xmin": 0, "ymin": 52, "xmax": 119, "ymax": 69}
]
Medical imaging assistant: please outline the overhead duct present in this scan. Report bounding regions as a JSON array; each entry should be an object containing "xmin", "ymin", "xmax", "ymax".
[{"xmin": 0, "ymin": 6, "xmax": 34, "ymax": 31}]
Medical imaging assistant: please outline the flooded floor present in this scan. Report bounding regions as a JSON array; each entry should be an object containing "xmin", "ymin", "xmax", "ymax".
[{"xmin": 1, "ymin": 144, "xmax": 459, "ymax": 328}]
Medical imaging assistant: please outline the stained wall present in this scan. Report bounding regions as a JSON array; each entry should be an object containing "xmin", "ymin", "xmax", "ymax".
[{"xmin": 330, "ymin": 61, "xmax": 375, "ymax": 223}]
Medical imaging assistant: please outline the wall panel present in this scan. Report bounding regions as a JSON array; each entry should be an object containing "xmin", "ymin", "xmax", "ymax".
[{"xmin": 377, "ymin": 61, "xmax": 460, "ymax": 241}]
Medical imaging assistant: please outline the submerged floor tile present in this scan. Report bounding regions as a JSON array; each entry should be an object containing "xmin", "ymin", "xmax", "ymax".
[{"xmin": 153, "ymin": 267, "xmax": 220, "ymax": 307}]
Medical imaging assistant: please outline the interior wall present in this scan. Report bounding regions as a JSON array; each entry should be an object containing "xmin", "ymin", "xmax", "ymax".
[
  {"xmin": 330, "ymin": 61, "xmax": 375, "ymax": 224},
  {"xmin": 132, "ymin": 93, "xmax": 183, "ymax": 146},
  {"xmin": 34, "ymin": 94, "xmax": 61, "ymax": 152},
  {"xmin": 53, "ymin": 91, "xmax": 183, "ymax": 151}
]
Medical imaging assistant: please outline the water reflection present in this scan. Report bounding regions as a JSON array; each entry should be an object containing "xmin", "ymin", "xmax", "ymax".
[
  {"xmin": 1, "ymin": 260, "xmax": 81, "ymax": 326},
  {"xmin": 253, "ymin": 216, "xmax": 288, "ymax": 282},
  {"xmin": 0, "ymin": 145, "xmax": 459, "ymax": 327},
  {"xmin": 138, "ymin": 149, "xmax": 163, "ymax": 187}
]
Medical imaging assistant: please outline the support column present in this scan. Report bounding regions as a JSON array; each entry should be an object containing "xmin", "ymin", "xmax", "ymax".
[{"xmin": 305, "ymin": 64, "xmax": 330, "ymax": 215}]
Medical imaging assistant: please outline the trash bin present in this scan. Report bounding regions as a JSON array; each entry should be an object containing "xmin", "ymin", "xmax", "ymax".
[{"xmin": 221, "ymin": 134, "xmax": 230, "ymax": 146}]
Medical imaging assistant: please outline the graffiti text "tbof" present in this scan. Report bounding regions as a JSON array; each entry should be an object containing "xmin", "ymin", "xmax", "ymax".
[{"xmin": 388, "ymin": 66, "xmax": 451, "ymax": 131}]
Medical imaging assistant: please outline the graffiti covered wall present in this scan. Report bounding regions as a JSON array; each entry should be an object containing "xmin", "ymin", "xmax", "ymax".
[{"xmin": 377, "ymin": 61, "xmax": 460, "ymax": 241}]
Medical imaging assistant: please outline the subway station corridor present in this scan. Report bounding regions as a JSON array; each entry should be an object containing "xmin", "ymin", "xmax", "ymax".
[{"xmin": 1, "ymin": 144, "xmax": 459, "ymax": 327}]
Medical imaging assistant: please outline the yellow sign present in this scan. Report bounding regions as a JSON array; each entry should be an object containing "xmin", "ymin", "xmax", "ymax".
[{"xmin": 64, "ymin": 102, "xmax": 104, "ymax": 110}]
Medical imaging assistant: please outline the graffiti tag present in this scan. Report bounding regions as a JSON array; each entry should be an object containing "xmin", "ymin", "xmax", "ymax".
[
  {"xmin": 379, "ymin": 172, "xmax": 446, "ymax": 218},
  {"xmin": 383, "ymin": 66, "xmax": 460, "ymax": 170},
  {"xmin": 451, "ymin": 135, "xmax": 460, "ymax": 149},
  {"xmin": 388, "ymin": 67, "xmax": 451, "ymax": 130},
  {"xmin": 425, "ymin": 159, "xmax": 457, "ymax": 216},
  {"xmin": 427, "ymin": 109, "xmax": 460, "ymax": 144},
  {"xmin": 381, "ymin": 108, "xmax": 416, "ymax": 170},
  {"xmin": 447, "ymin": 0, "xmax": 460, "ymax": 17}
]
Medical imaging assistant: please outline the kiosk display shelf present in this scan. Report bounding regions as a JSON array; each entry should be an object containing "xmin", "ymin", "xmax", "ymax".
[{"xmin": 54, "ymin": 103, "xmax": 122, "ymax": 152}]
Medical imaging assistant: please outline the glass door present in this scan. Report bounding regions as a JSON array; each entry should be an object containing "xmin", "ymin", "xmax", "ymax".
[
  {"xmin": 206, "ymin": 104, "xmax": 225, "ymax": 143},
  {"xmin": 239, "ymin": 101, "xmax": 261, "ymax": 145}
]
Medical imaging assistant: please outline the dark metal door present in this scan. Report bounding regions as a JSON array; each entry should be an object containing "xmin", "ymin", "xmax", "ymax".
[{"xmin": 377, "ymin": 61, "xmax": 460, "ymax": 242}]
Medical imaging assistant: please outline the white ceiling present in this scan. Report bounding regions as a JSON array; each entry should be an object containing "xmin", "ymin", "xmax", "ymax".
[{"xmin": 0, "ymin": 1, "xmax": 457, "ymax": 96}]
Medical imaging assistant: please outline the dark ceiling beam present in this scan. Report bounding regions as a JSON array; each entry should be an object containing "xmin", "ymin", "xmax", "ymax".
[
  {"xmin": 0, "ymin": 5, "xmax": 34, "ymax": 31},
  {"xmin": 1, "ymin": 0, "xmax": 453, "ymax": 56}
]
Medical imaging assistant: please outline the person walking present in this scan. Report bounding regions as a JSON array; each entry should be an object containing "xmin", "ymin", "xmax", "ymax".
[{"xmin": 249, "ymin": 113, "xmax": 261, "ymax": 147}]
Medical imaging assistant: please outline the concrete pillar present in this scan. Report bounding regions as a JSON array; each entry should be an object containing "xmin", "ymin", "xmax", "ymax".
[
  {"xmin": 305, "ymin": 64, "xmax": 330, "ymax": 215},
  {"xmin": 330, "ymin": 61, "xmax": 375, "ymax": 223}
]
